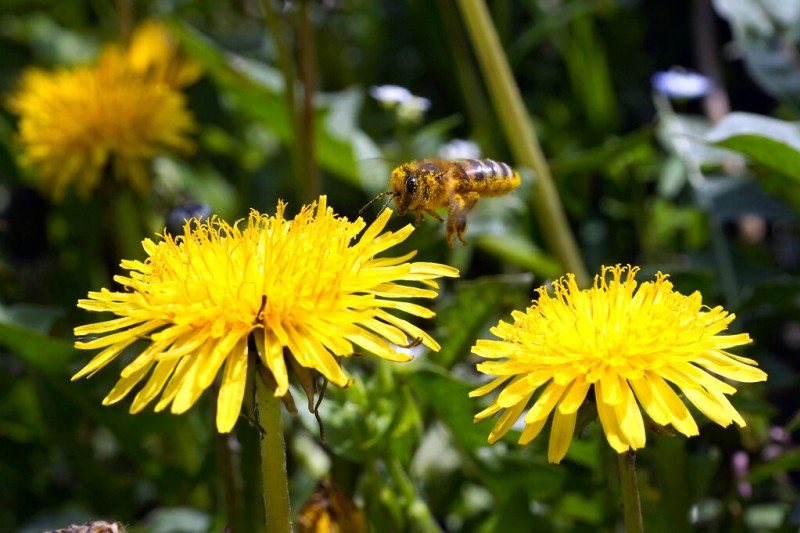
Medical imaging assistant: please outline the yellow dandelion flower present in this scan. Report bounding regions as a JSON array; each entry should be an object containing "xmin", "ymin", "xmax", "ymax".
[
  {"xmin": 72, "ymin": 197, "xmax": 459, "ymax": 433},
  {"xmin": 470, "ymin": 265, "xmax": 767, "ymax": 464},
  {"xmin": 7, "ymin": 49, "xmax": 194, "ymax": 201},
  {"xmin": 126, "ymin": 20, "xmax": 202, "ymax": 89}
]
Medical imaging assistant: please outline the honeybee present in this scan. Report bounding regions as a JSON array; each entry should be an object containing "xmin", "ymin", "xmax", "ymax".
[
  {"xmin": 46, "ymin": 520, "xmax": 125, "ymax": 533},
  {"xmin": 363, "ymin": 158, "xmax": 521, "ymax": 246}
]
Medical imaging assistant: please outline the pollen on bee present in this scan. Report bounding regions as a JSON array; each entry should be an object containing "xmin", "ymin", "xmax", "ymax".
[{"xmin": 385, "ymin": 158, "xmax": 521, "ymax": 246}]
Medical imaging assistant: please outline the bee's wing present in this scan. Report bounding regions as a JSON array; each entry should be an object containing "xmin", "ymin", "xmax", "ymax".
[{"xmin": 466, "ymin": 166, "xmax": 532, "ymax": 239}]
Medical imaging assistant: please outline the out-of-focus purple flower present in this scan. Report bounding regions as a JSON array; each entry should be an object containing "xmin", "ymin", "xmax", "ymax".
[
  {"xmin": 770, "ymin": 426, "xmax": 790, "ymax": 443},
  {"xmin": 732, "ymin": 451, "xmax": 752, "ymax": 498},
  {"xmin": 732, "ymin": 450, "xmax": 749, "ymax": 477},
  {"xmin": 763, "ymin": 444, "xmax": 784, "ymax": 461},
  {"xmin": 651, "ymin": 69, "xmax": 713, "ymax": 99}
]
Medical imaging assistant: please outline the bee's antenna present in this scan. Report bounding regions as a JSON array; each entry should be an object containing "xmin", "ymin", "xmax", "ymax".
[{"xmin": 359, "ymin": 191, "xmax": 395, "ymax": 216}]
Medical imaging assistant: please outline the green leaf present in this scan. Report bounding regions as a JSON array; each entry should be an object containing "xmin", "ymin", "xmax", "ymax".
[
  {"xmin": 706, "ymin": 113, "xmax": 800, "ymax": 181},
  {"xmin": 0, "ymin": 12, "xmax": 99, "ymax": 64},
  {"xmin": 316, "ymin": 89, "xmax": 386, "ymax": 188},
  {"xmin": 406, "ymin": 366, "xmax": 489, "ymax": 452},
  {"xmin": 408, "ymin": 114, "xmax": 463, "ymax": 156},
  {"xmin": 747, "ymin": 448, "xmax": 800, "ymax": 484},
  {"xmin": 550, "ymin": 123, "xmax": 655, "ymax": 176},
  {"xmin": 435, "ymin": 275, "xmax": 534, "ymax": 369},
  {"xmin": 695, "ymin": 174, "xmax": 797, "ymax": 222},
  {"xmin": 714, "ymin": 0, "xmax": 800, "ymax": 103},
  {"xmin": 171, "ymin": 22, "xmax": 382, "ymax": 188},
  {"xmin": 409, "ymin": 368, "xmax": 566, "ymax": 502},
  {"xmin": 476, "ymin": 450, "xmax": 567, "ymax": 502},
  {"xmin": 0, "ymin": 303, "xmax": 63, "ymax": 335},
  {"xmin": 153, "ymin": 157, "xmax": 238, "ymax": 221},
  {"xmin": 489, "ymin": 488, "xmax": 553, "ymax": 532},
  {"xmin": 555, "ymin": 492, "xmax": 605, "ymax": 523},
  {"xmin": 659, "ymin": 113, "xmax": 740, "ymax": 168},
  {"xmin": 0, "ymin": 308, "xmax": 77, "ymax": 374},
  {"xmin": 473, "ymin": 233, "xmax": 561, "ymax": 277},
  {"xmin": 737, "ymin": 278, "xmax": 800, "ymax": 315}
]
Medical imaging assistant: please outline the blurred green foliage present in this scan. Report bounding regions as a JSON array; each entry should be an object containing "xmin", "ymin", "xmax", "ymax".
[{"xmin": 0, "ymin": 0, "xmax": 798, "ymax": 532}]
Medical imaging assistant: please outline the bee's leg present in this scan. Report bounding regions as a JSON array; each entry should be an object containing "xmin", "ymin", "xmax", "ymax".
[
  {"xmin": 424, "ymin": 209, "xmax": 443, "ymax": 222},
  {"xmin": 446, "ymin": 192, "xmax": 480, "ymax": 246}
]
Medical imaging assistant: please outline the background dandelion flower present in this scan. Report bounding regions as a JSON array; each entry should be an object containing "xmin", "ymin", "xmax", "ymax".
[
  {"xmin": 7, "ymin": 49, "xmax": 195, "ymax": 201},
  {"xmin": 72, "ymin": 196, "xmax": 459, "ymax": 433},
  {"xmin": 471, "ymin": 265, "xmax": 767, "ymax": 464},
  {"xmin": 126, "ymin": 19, "xmax": 203, "ymax": 89}
]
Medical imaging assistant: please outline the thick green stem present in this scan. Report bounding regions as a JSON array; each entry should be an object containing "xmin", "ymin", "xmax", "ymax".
[
  {"xmin": 618, "ymin": 451, "xmax": 644, "ymax": 533},
  {"xmin": 256, "ymin": 371, "xmax": 293, "ymax": 533},
  {"xmin": 455, "ymin": 0, "xmax": 589, "ymax": 286}
]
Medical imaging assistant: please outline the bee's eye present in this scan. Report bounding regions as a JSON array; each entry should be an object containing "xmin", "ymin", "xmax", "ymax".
[{"xmin": 405, "ymin": 174, "xmax": 417, "ymax": 195}]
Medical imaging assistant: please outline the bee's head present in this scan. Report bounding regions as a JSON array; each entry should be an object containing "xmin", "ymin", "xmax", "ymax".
[{"xmin": 390, "ymin": 163, "xmax": 420, "ymax": 215}]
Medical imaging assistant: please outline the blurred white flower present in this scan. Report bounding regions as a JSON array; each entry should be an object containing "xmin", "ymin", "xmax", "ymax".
[
  {"xmin": 651, "ymin": 68, "xmax": 712, "ymax": 99},
  {"xmin": 438, "ymin": 139, "xmax": 482, "ymax": 160},
  {"xmin": 370, "ymin": 84, "xmax": 431, "ymax": 124},
  {"xmin": 370, "ymin": 84, "xmax": 413, "ymax": 106},
  {"xmin": 396, "ymin": 95, "xmax": 431, "ymax": 124}
]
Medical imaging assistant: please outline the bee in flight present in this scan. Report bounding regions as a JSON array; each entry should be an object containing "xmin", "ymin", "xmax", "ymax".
[
  {"xmin": 362, "ymin": 158, "xmax": 521, "ymax": 246},
  {"xmin": 47, "ymin": 520, "xmax": 126, "ymax": 533}
]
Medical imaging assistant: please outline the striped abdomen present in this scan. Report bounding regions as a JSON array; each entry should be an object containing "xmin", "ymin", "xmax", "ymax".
[{"xmin": 452, "ymin": 158, "xmax": 521, "ymax": 196}]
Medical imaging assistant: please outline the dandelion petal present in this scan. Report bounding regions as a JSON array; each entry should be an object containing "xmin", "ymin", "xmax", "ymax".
[
  {"xmin": 549, "ymin": 409, "xmax": 578, "ymax": 463},
  {"xmin": 217, "ymin": 338, "xmax": 249, "ymax": 433}
]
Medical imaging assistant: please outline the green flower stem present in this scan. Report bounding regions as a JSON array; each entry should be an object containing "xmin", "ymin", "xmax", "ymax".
[
  {"xmin": 295, "ymin": 0, "xmax": 320, "ymax": 200},
  {"xmin": 386, "ymin": 458, "xmax": 443, "ymax": 533},
  {"xmin": 255, "ymin": 370, "xmax": 293, "ymax": 533},
  {"xmin": 618, "ymin": 451, "xmax": 644, "ymax": 533},
  {"xmin": 455, "ymin": 0, "xmax": 589, "ymax": 286},
  {"xmin": 691, "ymin": 0, "xmax": 730, "ymax": 122},
  {"xmin": 261, "ymin": 0, "xmax": 317, "ymax": 204},
  {"xmin": 114, "ymin": 0, "xmax": 133, "ymax": 41},
  {"xmin": 111, "ymin": 190, "xmax": 148, "ymax": 262},
  {"xmin": 214, "ymin": 430, "xmax": 245, "ymax": 533}
]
